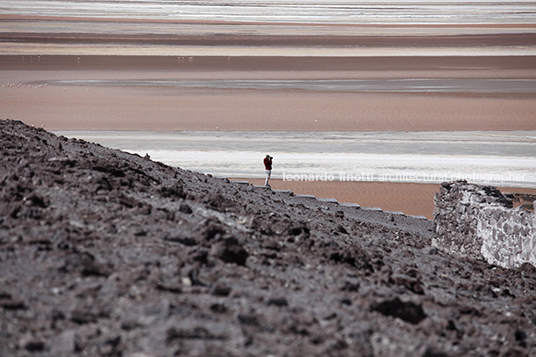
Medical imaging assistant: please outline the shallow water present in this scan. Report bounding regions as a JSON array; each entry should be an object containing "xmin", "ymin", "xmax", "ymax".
[
  {"xmin": 41, "ymin": 79, "xmax": 536, "ymax": 93},
  {"xmin": 55, "ymin": 130, "xmax": 536, "ymax": 188}
]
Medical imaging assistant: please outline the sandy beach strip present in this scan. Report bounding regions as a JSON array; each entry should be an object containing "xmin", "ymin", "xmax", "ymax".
[
  {"xmin": 2, "ymin": 84, "xmax": 535, "ymax": 132},
  {"xmin": 3, "ymin": 31, "xmax": 536, "ymax": 48},
  {"xmin": 233, "ymin": 179, "xmax": 536, "ymax": 219},
  {"xmin": 3, "ymin": 15, "xmax": 536, "ymax": 33},
  {"xmin": 2, "ymin": 55, "xmax": 536, "ymax": 76},
  {"xmin": 2, "ymin": 43, "xmax": 536, "ymax": 57},
  {"xmin": 3, "ymin": 14, "xmax": 536, "ymax": 27}
]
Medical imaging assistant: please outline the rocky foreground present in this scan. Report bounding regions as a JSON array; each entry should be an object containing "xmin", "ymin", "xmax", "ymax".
[{"xmin": 1, "ymin": 119, "xmax": 535, "ymax": 357}]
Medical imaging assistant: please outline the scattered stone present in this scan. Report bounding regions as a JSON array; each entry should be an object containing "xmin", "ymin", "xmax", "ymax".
[
  {"xmin": 210, "ymin": 237, "xmax": 249, "ymax": 266},
  {"xmin": 0, "ymin": 298, "xmax": 26, "ymax": 310},
  {"xmin": 424, "ymin": 247, "xmax": 438, "ymax": 255},
  {"xmin": 179, "ymin": 203, "xmax": 193, "ymax": 214},
  {"xmin": 327, "ymin": 245, "xmax": 373, "ymax": 271},
  {"xmin": 166, "ymin": 326, "xmax": 224, "ymax": 341},
  {"xmin": 164, "ymin": 235, "xmax": 197, "ymax": 246},
  {"xmin": 211, "ymin": 283, "xmax": 231, "ymax": 297},
  {"xmin": 372, "ymin": 297, "xmax": 427, "ymax": 325},
  {"xmin": 340, "ymin": 280, "xmax": 360, "ymax": 292},
  {"xmin": 266, "ymin": 297, "xmax": 288, "ymax": 307},
  {"xmin": 158, "ymin": 184, "xmax": 185, "ymax": 199},
  {"xmin": 156, "ymin": 281, "xmax": 182, "ymax": 294},
  {"xmin": 23, "ymin": 339, "xmax": 45, "ymax": 352},
  {"xmin": 390, "ymin": 274, "xmax": 424, "ymax": 295}
]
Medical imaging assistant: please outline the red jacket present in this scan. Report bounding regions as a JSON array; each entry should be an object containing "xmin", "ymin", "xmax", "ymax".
[{"xmin": 264, "ymin": 157, "xmax": 272, "ymax": 170}]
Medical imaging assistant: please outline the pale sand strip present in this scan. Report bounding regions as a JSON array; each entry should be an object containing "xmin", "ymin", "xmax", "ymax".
[
  {"xmin": 2, "ymin": 43, "xmax": 536, "ymax": 57},
  {"xmin": 3, "ymin": 86, "xmax": 534, "ymax": 131},
  {"xmin": 3, "ymin": 17, "xmax": 536, "ymax": 39}
]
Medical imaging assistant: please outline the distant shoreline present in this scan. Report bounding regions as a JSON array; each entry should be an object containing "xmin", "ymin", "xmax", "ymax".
[{"xmin": 4, "ymin": 14, "xmax": 536, "ymax": 27}]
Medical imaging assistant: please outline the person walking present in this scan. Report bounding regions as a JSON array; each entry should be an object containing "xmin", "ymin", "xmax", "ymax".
[{"xmin": 264, "ymin": 155, "xmax": 273, "ymax": 187}]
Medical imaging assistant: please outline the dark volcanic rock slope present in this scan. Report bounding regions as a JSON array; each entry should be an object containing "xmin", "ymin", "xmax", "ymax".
[{"xmin": 1, "ymin": 119, "xmax": 535, "ymax": 357}]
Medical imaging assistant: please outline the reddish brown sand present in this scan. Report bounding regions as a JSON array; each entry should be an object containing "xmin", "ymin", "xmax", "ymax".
[
  {"xmin": 1, "ymin": 55, "xmax": 536, "ymax": 131},
  {"xmin": 233, "ymin": 179, "xmax": 536, "ymax": 219}
]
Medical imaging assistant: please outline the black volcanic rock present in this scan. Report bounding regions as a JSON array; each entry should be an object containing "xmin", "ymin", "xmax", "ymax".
[
  {"xmin": 372, "ymin": 297, "xmax": 427, "ymax": 324},
  {"xmin": 1, "ymin": 119, "xmax": 536, "ymax": 357}
]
